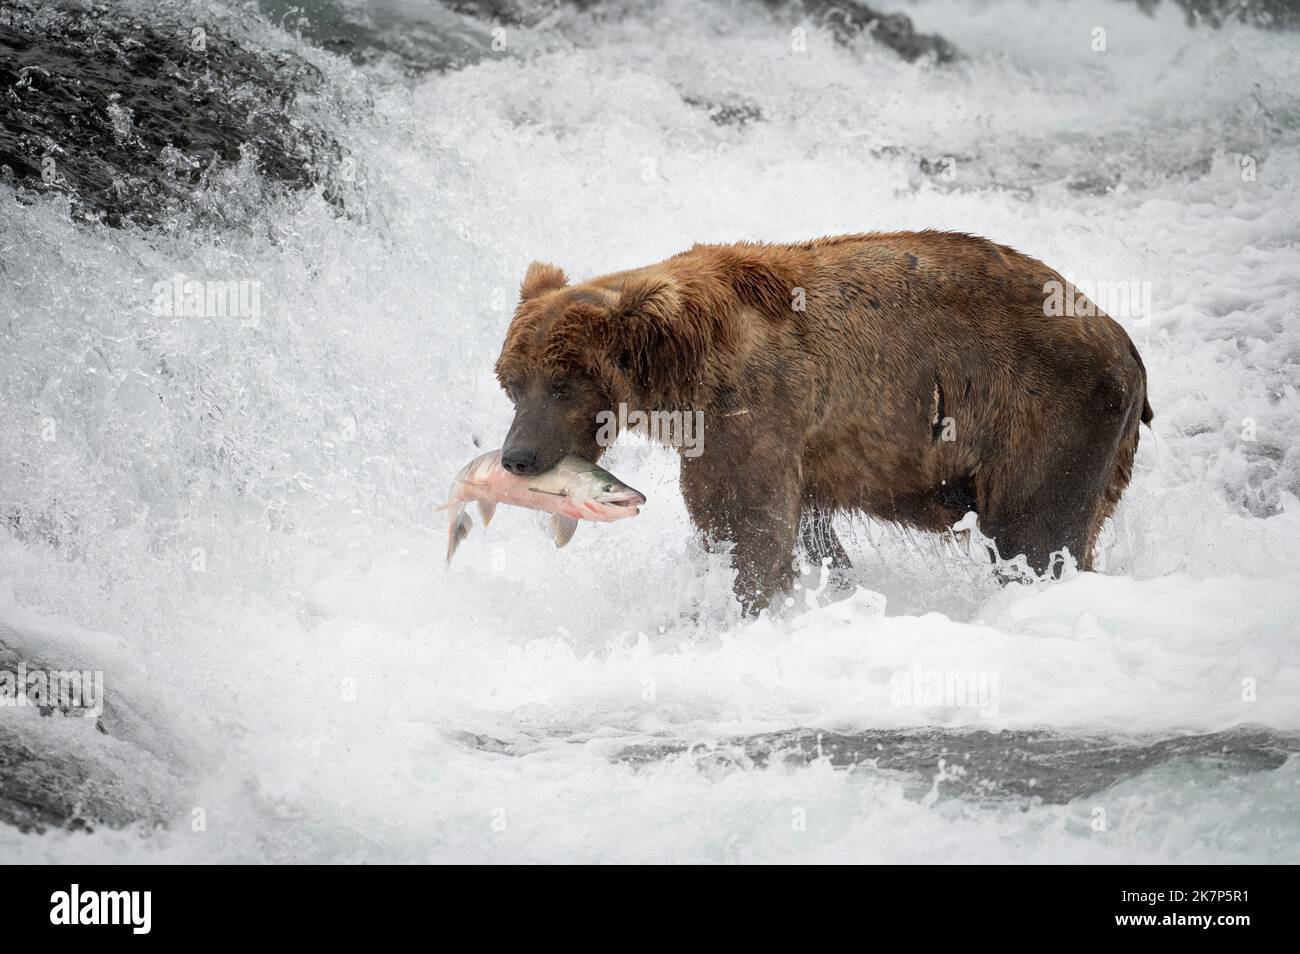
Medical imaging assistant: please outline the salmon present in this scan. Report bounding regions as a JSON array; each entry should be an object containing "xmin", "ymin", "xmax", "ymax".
[{"xmin": 436, "ymin": 450, "xmax": 646, "ymax": 563}]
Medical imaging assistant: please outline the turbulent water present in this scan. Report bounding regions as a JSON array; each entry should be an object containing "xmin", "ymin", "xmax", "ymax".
[{"xmin": 1, "ymin": 0, "xmax": 1298, "ymax": 862}]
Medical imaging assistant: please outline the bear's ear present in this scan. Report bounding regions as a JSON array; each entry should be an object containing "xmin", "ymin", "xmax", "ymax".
[
  {"xmin": 610, "ymin": 274, "xmax": 699, "ymax": 399},
  {"xmin": 519, "ymin": 261, "xmax": 568, "ymax": 301},
  {"xmin": 614, "ymin": 273, "xmax": 681, "ymax": 323}
]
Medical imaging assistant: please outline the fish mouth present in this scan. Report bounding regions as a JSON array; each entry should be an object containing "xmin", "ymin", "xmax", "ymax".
[{"xmin": 602, "ymin": 492, "xmax": 646, "ymax": 509}]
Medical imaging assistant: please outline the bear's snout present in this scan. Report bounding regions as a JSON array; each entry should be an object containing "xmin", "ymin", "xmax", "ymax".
[{"xmin": 502, "ymin": 447, "xmax": 542, "ymax": 476}]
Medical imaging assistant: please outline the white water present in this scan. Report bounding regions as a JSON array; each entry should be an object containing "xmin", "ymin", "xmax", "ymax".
[{"xmin": 1, "ymin": 0, "xmax": 1298, "ymax": 862}]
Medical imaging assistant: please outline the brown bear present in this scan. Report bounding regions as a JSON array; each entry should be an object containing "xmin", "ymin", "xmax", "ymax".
[{"xmin": 494, "ymin": 231, "xmax": 1152, "ymax": 613}]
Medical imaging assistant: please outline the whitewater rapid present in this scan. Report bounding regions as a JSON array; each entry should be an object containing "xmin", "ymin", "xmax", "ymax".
[{"xmin": 1, "ymin": 0, "xmax": 1298, "ymax": 862}]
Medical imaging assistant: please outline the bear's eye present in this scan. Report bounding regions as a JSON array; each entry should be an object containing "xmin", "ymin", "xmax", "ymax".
[{"xmin": 550, "ymin": 381, "xmax": 573, "ymax": 400}]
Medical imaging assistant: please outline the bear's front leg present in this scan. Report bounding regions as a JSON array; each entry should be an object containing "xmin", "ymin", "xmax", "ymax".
[{"xmin": 680, "ymin": 444, "xmax": 803, "ymax": 615}]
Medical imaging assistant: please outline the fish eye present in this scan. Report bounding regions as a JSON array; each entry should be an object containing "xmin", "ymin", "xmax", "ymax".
[{"xmin": 602, "ymin": 483, "xmax": 614, "ymax": 492}]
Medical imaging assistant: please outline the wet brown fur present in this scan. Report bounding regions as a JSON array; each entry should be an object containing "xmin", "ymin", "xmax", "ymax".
[{"xmin": 495, "ymin": 231, "xmax": 1152, "ymax": 613}]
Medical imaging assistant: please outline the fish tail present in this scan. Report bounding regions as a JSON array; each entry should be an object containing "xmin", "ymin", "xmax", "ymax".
[{"xmin": 446, "ymin": 506, "xmax": 473, "ymax": 565}]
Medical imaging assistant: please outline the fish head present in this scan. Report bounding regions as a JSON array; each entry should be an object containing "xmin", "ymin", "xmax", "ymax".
[{"xmin": 562, "ymin": 465, "xmax": 647, "ymax": 521}]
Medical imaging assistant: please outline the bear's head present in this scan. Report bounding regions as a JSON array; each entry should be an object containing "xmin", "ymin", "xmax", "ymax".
[{"xmin": 493, "ymin": 260, "xmax": 705, "ymax": 476}]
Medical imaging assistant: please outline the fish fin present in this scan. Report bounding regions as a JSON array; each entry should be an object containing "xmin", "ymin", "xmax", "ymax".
[
  {"xmin": 446, "ymin": 507, "xmax": 473, "ymax": 565},
  {"xmin": 477, "ymin": 499, "xmax": 497, "ymax": 527},
  {"xmin": 547, "ymin": 514, "xmax": 579, "ymax": 548},
  {"xmin": 435, "ymin": 481, "xmax": 489, "ymax": 511}
]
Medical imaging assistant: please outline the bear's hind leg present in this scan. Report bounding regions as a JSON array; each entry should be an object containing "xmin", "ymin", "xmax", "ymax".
[
  {"xmin": 798, "ymin": 504, "xmax": 852, "ymax": 571},
  {"xmin": 981, "ymin": 395, "xmax": 1135, "ymax": 577},
  {"xmin": 1085, "ymin": 421, "xmax": 1141, "ymax": 562}
]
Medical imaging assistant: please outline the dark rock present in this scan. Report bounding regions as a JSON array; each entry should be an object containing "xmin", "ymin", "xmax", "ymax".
[
  {"xmin": 0, "ymin": 628, "xmax": 181, "ymax": 833},
  {"xmin": 0, "ymin": 0, "xmax": 342, "ymax": 228},
  {"xmin": 264, "ymin": 0, "xmax": 960, "ymax": 74},
  {"xmin": 0, "ymin": 726, "xmax": 159, "ymax": 832},
  {"xmin": 1132, "ymin": 0, "xmax": 1300, "ymax": 29},
  {"xmin": 254, "ymin": 0, "xmax": 500, "ymax": 74},
  {"xmin": 1067, "ymin": 172, "xmax": 1123, "ymax": 195},
  {"xmin": 681, "ymin": 96, "xmax": 764, "ymax": 127},
  {"xmin": 1, "ymin": 0, "xmax": 961, "ymax": 228},
  {"xmin": 760, "ymin": 0, "xmax": 959, "ymax": 62},
  {"xmin": 612, "ymin": 726, "xmax": 1300, "ymax": 804}
]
